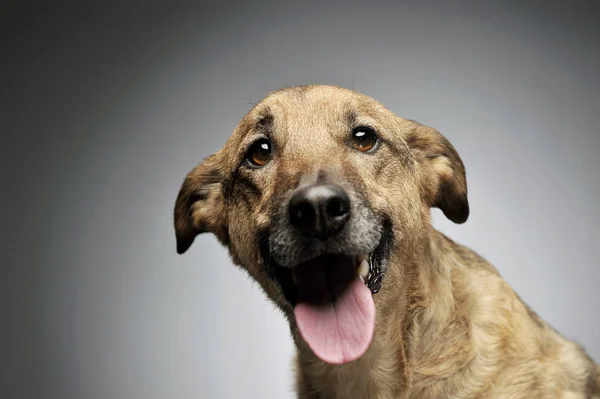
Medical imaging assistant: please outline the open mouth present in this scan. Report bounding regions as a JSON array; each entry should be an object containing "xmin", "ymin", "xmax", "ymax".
[
  {"xmin": 293, "ymin": 254, "xmax": 372, "ymax": 302},
  {"xmin": 292, "ymin": 253, "xmax": 376, "ymax": 364},
  {"xmin": 260, "ymin": 219, "xmax": 393, "ymax": 364}
]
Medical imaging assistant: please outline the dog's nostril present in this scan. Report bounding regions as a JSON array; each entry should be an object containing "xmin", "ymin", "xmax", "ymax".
[
  {"xmin": 290, "ymin": 201, "xmax": 316, "ymax": 227},
  {"xmin": 288, "ymin": 184, "xmax": 351, "ymax": 239},
  {"xmin": 326, "ymin": 195, "xmax": 349, "ymax": 218}
]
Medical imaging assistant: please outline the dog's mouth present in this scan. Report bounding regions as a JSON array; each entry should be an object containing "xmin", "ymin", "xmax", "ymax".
[
  {"xmin": 261, "ymin": 219, "xmax": 393, "ymax": 365},
  {"xmin": 291, "ymin": 253, "xmax": 376, "ymax": 364}
]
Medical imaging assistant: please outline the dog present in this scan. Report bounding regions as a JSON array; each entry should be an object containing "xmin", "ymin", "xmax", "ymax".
[{"xmin": 174, "ymin": 85, "xmax": 599, "ymax": 398}]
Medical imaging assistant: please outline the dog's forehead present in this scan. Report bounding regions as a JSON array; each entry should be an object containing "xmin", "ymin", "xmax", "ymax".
[
  {"xmin": 243, "ymin": 86, "xmax": 386, "ymax": 140},
  {"xmin": 257, "ymin": 86, "xmax": 360, "ymax": 123}
]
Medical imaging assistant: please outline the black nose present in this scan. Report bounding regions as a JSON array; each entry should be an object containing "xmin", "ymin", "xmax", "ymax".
[{"xmin": 288, "ymin": 184, "xmax": 351, "ymax": 240}]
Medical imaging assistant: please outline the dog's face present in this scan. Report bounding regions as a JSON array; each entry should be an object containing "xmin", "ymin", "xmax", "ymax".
[{"xmin": 174, "ymin": 85, "xmax": 469, "ymax": 364}]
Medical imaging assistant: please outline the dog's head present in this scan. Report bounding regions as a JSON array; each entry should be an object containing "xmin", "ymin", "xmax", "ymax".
[{"xmin": 174, "ymin": 85, "xmax": 468, "ymax": 364}]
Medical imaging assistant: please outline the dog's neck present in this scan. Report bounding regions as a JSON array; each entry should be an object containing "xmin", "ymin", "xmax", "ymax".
[{"xmin": 291, "ymin": 225, "xmax": 463, "ymax": 396}]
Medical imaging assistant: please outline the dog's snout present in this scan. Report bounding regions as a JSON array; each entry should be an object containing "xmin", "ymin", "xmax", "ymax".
[{"xmin": 288, "ymin": 184, "xmax": 350, "ymax": 240}]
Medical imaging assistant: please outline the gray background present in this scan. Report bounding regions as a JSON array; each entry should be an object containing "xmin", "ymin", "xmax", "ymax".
[{"xmin": 4, "ymin": 1, "xmax": 599, "ymax": 398}]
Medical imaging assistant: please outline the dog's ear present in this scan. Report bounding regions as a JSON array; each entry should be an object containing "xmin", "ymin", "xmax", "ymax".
[
  {"xmin": 406, "ymin": 124, "xmax": 469, "ymax": 224},
  {"xmin": 174, "ymin": 154, "xmax": 229, "ymax": 254}
]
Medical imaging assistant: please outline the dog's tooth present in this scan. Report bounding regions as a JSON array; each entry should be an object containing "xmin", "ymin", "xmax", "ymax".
[
  {"xmin": 358, "ymin": 259, "xmax": 369, "ymax": 279},
  {"xmin": 356, "ymin": 254, "xmax": 364, "ymax": 266}
]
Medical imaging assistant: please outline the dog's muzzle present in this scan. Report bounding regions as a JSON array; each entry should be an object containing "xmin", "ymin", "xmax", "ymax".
[
  {"xmin": 260, "ymin": 181, "xmax": 394, "ymax": 306},
  {"xmin": 259, "ymin": 182, "xmax": 394, "ymax": 364}
]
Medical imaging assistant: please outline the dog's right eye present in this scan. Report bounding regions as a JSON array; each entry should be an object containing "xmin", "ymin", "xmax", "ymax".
[{"xmin": 246, "ymin": 138, "xmax": 272, "ymax": 167}]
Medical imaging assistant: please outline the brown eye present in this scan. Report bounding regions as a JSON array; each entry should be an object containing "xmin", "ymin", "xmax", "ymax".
[
  {"xmin": 351, "ymin": 126, "xmax": 378, "ymax": 152},
  {"xmin": 246, "ymin": 138, "xmax": 272, "ymax": 167}
]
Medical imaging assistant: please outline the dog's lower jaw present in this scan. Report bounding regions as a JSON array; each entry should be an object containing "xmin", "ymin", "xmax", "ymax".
[{"xmin": 291, "ymin": 251, "xmax": 412, "ymax": 398}]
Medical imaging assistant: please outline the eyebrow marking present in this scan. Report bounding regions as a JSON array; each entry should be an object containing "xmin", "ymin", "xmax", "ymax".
[
  {"xmin": 256, "ymin": 112, "xmax": 274, "ymax": 137},
  {"xmin": 346, "ymin": 109, "xmax": 358, "ymax": 127}
]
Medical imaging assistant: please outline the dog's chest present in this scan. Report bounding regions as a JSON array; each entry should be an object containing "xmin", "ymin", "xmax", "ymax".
[
  {"xmin": 303, "ymin": 365, "xmax": 381, "ymax": 399},
  {"xmin": 299, "ymin": 347, "xmax": 406, "ymax": 399}
]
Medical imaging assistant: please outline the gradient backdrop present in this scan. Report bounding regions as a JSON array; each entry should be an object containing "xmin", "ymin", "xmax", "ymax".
[{"xmin": 4, "ymin": 1, "xmax": 599, "ymax": 398}]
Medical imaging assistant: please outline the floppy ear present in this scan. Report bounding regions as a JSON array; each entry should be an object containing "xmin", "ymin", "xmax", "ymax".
[
  {"xmin": 406, "ymin": 124, "xmax": 469, "ymax": 224},
  {"xmin": 174, "ymin": 154, "xmax": 229, "ymax": 254}
]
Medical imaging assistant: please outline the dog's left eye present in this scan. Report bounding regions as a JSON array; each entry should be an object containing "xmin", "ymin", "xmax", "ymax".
[
  {"xmin": 246, "ymin": 138, "xmax": 272, "ymax": 167},
  {"xmin": 351, "ymin": 126, "xmax": 378, "ymax": 152}
]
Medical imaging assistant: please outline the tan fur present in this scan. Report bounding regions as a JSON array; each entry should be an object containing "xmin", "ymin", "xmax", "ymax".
[{"xmin": 174, "ymin": 85, "xmax": 599, "ymax": 398}]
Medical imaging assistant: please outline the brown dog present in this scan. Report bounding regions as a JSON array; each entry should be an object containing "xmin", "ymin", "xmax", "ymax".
[{"xmin": 174, "ymin": 85, "xmax": 599, "ymax": 398}]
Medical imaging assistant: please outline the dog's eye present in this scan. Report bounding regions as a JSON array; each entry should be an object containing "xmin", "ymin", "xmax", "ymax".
[
  {"xmin": 351, "ymin": 126, "xmax": 378, "ymax": 152},
  {"xmin": 246, "ymin": 138, "xmax": 272, "ymax": 167}
]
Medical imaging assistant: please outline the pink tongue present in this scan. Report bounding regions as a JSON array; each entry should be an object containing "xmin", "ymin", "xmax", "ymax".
[{"xmin": 294, "ymin": 276, "xmax": 375, "ymax": 364}]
